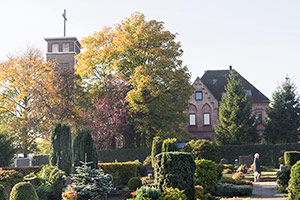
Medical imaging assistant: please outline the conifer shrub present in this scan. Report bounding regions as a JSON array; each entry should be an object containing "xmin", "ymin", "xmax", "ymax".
[
  {"xmin": 151, "ymin": 136, "xmax": 163, "ymax": 167},
  {"xmin": 161, "ymin": 138, "xmax": 178, "ymax": 153},
  {"xmin": 276, "ymin": 166, "xmax": 291, "ymax": 191},
  {"xmin": 181, "ymin": 139, "xmax": 220, "ymax": 162},
  {"xmin": 50, "ymin": 123, "xmax": 72, "ymax": 175},
  {"xmin": 284, "ymin": 151, "xmax": 300, "ymax": 166},
  {"xmin": 154, "ymin": 152, "xmax": 196, "ymax": 200},
  {"xmin": 73, "ymin": 130, "xmax": 97, "ymax": 169},
  {"xmin": 128, "ymin": 177, "xmax": 142, "ymax": 191},
  {"xmin": 0, "ymin": 134, "xmax": 15, "ymax": 167},
  {"xmin": 288, "ymin": 160, "xmax": 300, "ymax": 199},
  {"xmin": 136, "ymin": 186, "xmax": 161, "ymax": 200},
  {"xmin": 69, "ymin": 161, "xmax": 113, "ymax": 199},
  {"xmin": 215, "ymin": 183, "xmax": 252, "ymax": 197},
  {"xmin": 195, "ymin": 159, "xmax": 219, "ymax": 193},
  {"xmin": 0, "ymin": 184, "xmax": 7, "ymax": 200},
  {"xmin": 9, "ymin": 182, "xmax": 38, "ymax": 200}
]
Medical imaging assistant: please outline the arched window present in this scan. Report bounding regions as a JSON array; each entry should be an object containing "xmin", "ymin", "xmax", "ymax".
[{"xmin": 203, "ymin": 113, "xmax": 211, "ymax": 125}]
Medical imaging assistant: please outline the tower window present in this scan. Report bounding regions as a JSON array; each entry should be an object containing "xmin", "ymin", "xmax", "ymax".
[
  {"xmin": 195, "ymin": 91, "xmax": 203, "ymax": 100},
  {"xmin": 203, "ymin": 113, "xmax": 211, "ymax": 125},
  {"xmin": 52, "ymin": 44, "xmax": 59, "ymax": 53},
  {"xmin": 63, "ymin": 43, "xmax": 69, "ymax": 52},
  {"xmin": 189, "ymin": 114, "xmax": 196, "ymax": 125}
]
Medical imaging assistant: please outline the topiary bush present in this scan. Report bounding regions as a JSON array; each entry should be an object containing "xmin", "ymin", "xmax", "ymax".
[
  {"xmin": 9, "ymin": 182, "xmax": 38, "ymax": 200},
  {"xmin": 23, "ymin": 165, "xmax": 66, "ymax": 200},
  {"xmin": 181, "ymin": 139, "xmax": 220, "ymax": 162},
  {"xmin": 0, "ymin": 170, "xmax": 23, "ymax": 188},
  {"xmin": 161, "ymin": 138, "xmax": 178, "ymax": 153},
  {"xmin": 50, "ymin": 123, "xmax": 72, "ymax": 175},
  {"xmin": 276, "ymin": 166, "xmax": 291, "ymax": 190},
  {"xmin": 215, "ymin": 183, "xmax": 252, "ymax": 197},
  {"xmin": 154, "ymin": 152, "xmax": 196, "ymax": 200},
  {"xmin": 69, "ymin": 161, "xmax": 113, "ymax": 199},
  {"xmin": 151, "ymin": 136, "xmax": 163, "ymax": 167},
  {"xmin": 73, "ymin": 130, "xmax": 98, "ymax": 169},
  {"xmin": 284, "ymin": 151, "xmax": 300, "ymax": 167},
  {"xmin": 128, "ymin": 177, "xmax": 142, "ymax": 191},
  {"xmin": 195, "ymin": 159, "xmax": 219, "ymax": 193},
  {"xmin": 0, "ymin": 184, "xmax": 7, "ymax": 200},
  {"xmin": 136, "ymin": 186, "xmax": 161, "ymax": 200},
  {"xmin": 288, "ymin": 160, "xmax": 300, "ymax": 199}
]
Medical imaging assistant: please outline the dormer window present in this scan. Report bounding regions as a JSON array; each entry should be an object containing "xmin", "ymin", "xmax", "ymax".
[
  {"xmin": 245, "ymin": 90, "xmax": 252, "ymax": 96},
  {"xmin": 63, "ymin": 43, "xmax": 69, "ymax": 52},
  {"xmin": 195, "ymin": 91, "xmax": 203, "ymax": 100},
  {"xmin": 52, "ymin": 44, "xmax": 59, "ymax": 53}
]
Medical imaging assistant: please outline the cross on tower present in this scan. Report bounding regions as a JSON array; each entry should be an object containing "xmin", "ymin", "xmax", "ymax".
[{"xmin": 62, "ymin": 9, "xmax": 67, "ymax": 37}]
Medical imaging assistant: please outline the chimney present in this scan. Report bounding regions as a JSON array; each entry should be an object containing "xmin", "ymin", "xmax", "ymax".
[{"xmin": 229, "ymin": 65, "xmax": 232, "ymax": 71}]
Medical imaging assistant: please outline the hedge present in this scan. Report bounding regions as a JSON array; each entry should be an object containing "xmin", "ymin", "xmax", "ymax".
[
  {"xmin": 284, "ymin": 151, "xmax": 300, "ymax": 166},
  {"xmin": 98, "ymin": 161, "xmax": 143, "ymax": 186},
  {"xmin": 215, "ymin": 184, "xmax": 252, "ymax": 197},
  {"xmin": 219, "ymin": 143, "xmax": 300, "ymax": 166},
  {"xmin": 97, "ymin": 148, "xmax": 151, "ymax": 163},
  {"xmin": 1, "ymin": 167, "xmax": 42, "ymax": 176},
  {"xmin": 32, "ymin": 155, "xmax": 49, "ymax": 166}
]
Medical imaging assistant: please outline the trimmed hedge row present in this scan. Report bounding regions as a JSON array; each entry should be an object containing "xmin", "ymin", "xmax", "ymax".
[
  {"xmin": 97, "ymin": 148, "xmax": 151, "ymax": 163},
  {"xmin": 1, "ymin": 166, "xmax": 42, "ymax": 176},
  {"xmin": 284, "ymin": 151, "xmax": 300, "ymax": 166},
  {"xmin": 219, "ymin": 143, "xmax": 300, "ymax": 166},
  {"xmin": 98, "ymin": 161, "xmax": 143, "ymax": 186}
]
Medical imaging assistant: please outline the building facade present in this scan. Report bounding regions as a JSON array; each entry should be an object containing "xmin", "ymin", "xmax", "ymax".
[{"xmin": 186, "ymin": 68, "xmax": 269, "ymax": 142}]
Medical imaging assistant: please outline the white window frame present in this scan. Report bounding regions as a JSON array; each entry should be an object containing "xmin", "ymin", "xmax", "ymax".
[
  {"xmin": 52, "ymin": 44, "xmax": 59, "ymax": 53},
  {"xmin": 203, "ymin": 113, "xmax": 211, "ymax": 125},
  {"xmin": 189, "ymin": 114, "xmax": 196, "ymax": 126},
  {"xmin": 63, "ymin": 43, "xmax": 69, "ymax": 52}
]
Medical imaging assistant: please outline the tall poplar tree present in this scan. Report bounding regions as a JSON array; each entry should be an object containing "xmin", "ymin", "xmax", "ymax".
[
  {"xmin": 215, "ymin": 70, "xmax": 258, "ymax": 145},
  {"xmin": 264, "ymin": 77, "xmax": 300, "ymax": 144}
]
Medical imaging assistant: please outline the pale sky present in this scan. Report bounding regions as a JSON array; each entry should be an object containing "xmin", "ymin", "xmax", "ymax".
[{"xmin": 1, "ymin": 0, "xmax": 300, "ymax": 99}]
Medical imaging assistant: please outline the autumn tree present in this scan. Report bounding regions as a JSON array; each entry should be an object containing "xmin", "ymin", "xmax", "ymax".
[
  {"xmin": 0, "ymin": 48, "xmax": 56, "ymax": 155},
  {"xmin": 76, "ymin": 13, "xmax": 192, "ymax": 147},
  {"xmin": 264, "ymin": 77, "xmax": 300, "ymax": 144},
  {"xmin": 215, "ymin": 70, "xmax": 258, "ymax": 145},
  {"xmin": 85, "ymin": 76, "xmax": 134, "ymax": 149}
]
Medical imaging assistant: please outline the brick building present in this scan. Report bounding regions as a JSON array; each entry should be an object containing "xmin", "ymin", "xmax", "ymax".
[
  {"xmin": 44, "ymin": 36, "xmax": 81, "ymax": 71},
  {"xmin": 186, "ymin": 67, "xmax": 269, "ymax": 142}
]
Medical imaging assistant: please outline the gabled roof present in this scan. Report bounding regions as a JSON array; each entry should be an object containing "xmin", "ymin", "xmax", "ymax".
[{"xmin": 200, "ymin": 70, "xmax": 269, "ymax": 103}]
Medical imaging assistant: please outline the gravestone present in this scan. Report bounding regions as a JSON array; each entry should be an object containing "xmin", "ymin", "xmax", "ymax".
[
  {"xmin": 239, "ymin": 154, "xmax": 253, "ymax": 167},
  {"xmin": 15, "ymin": 157, "xmax": 32, "ymax": 167}
]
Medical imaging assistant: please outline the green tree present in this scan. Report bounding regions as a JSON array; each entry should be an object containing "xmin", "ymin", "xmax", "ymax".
[
  {"xmin": 151, "ymin": 136, "xmax": 162, "ymax": 167},
  {"xmin": 0, "ymin": 133, "xmax": 15, "ymax": 167},
  {"xmin": 215, "ymin": 70, "xmax": 258, "ymax": 145},
  {"xmin": 265, "ymin": 77, "xmax": 300, "ymax": 144},
  {"xmin": 73, "ymin": 130, "xmax": 98, "ymax": 169},
  {"xmin": 76, "ymin": 13, "xmax": 192, "ymax": 147},
  {"xmin": 50, "ymin": 123, "xmax": 72, "ymax": 175}
]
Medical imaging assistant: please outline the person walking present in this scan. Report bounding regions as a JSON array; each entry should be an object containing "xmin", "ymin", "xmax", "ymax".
[{"xmin": 253, "ymin": 153, "xmax": 262, "ymax": 182}]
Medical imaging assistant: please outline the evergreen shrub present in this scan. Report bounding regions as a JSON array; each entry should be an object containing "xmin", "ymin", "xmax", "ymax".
[
  {"xmin": 69, "ymin": 162, "xmax": 113, "ymax": 199},
  {"xmin": 154, "ymin": 152, "xmax": 196, "ymax": 200},
  {"xmin": 276, "ymin": 166, "xmax": 291, "ymax": 188},
  {"xmin": 49, "ymin": 123, "xmax": 72, "ymax": 175},
  {"xmin": 0, "ymin": 134, "xmax": 15, "ymax": 167},
  {"xmin": 215, "ymin": 184, "xmax": 252, "ymax": 197},
  {"xmin": 284, "ymin": 151, "xmax": 300, "ymax": 166},
  {"xmin": 161, "ymin": 138, "xmax": 178, "ymax": 153},
  {"xmin": 181, "ymin": 139, "xmax": 220, "ymax": 162},
  {"xmin": 0, "ymin": 184, "xmax": 7, "ymax": 200},
  {"xmin": 195, "ymin": 159, "xmax": 219, "ymax": 193},
  {"xmin": 128, "ymin": 177, "xmax": 142, "ymax": 191},
  {"xmin": 98, "ymin": 161, "xmax": 143, "ymax": 186},
  {"xmin": 0, "ymin": 170, "xmax": 23, "ymax": 188},
  {"xmin": 136, "ymin": 186, "xmax": 161, "ymax": 200},
  {"xmin": 1, "ymin": 167, "xmax": 42, "ymax": 176},
  {"xmin": 73, "ymin": 130, "xmax": 97, "ymax": 169},
  {"xmin": 151, "ymin": 136, "xmax": 163, "ymax": 167},
  {"xmin": 288, "ymin": 160, "xmax": 300, "ymax": 199},
  {"xmin": 9, "ymin": 182, "xmax": 38, "ymax": 200}
]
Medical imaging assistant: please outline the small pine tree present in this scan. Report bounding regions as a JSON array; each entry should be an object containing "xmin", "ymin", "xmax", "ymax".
[
  {"xmin": 161, "ymin": 138, "xmax": 178, "ymax": 152},
  {"xmin": 73, "ymin": 130, "xmax": 98, "ymax": 169},
  {"xmin": 50, "ymin": 123, "xmax": 72, "ymax": 175},
  {"xmin": 265, "ymin": 77, "xmax": 300, "ymax": 144},
  {"xmin": 215, "ymin": 70, "xmax": 258, "ymax": 145},
  {"xmin": 151, "ymin": 136, "xmax": 163, "ymax": 167}
]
